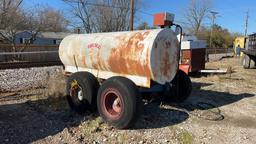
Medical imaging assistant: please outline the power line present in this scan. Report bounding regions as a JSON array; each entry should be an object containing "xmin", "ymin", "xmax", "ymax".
[
  {"xmin": 66, "ymin": 1, "xmax": 132, "ymax": 10},
  {"xmin": 63, "ymin": 1, "xmax": 130, "ymax": 9},
  {"xmin": 64, "ymin": 1, "xmax": 188, "ymax": 26},
  {"xmin": 87, "ymin": 2, "xmax": 154, "ymax": 17},
  {"xmin": 136, "ymin": 10, "xmax": 154, "ymax": 16},
  {"xmin": 65, "ymin": 1, "xmax": 155, "ymax": 17},
  {"xmin": 86, "ymin": 2, "xmax": 128, "ymax": 9}
]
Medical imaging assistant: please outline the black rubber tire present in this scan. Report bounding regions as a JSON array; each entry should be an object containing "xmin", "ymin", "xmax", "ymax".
[
  {"xmin": 165, "ymin": 70, "xmax": 192, "ymax": 103},
  {"xmin": 66, "ymin": 72, "xmax": 99, "ymax": 114},
  {"xmin": 243, "ymin": 55, "xmax": 250, "ymax": 69},
  {"xmin": 97, "ymin": 77, "xmax": 142, "ymax": 129}
]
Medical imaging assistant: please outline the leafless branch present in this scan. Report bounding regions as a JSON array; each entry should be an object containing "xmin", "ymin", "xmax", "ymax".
[
  {"xmin": 184, "ymin": 0, "xmax": 212, "ymax": 35},
  {"xmin": 62, "ymin": 0, "xmax": 142, "ymax": 33}
]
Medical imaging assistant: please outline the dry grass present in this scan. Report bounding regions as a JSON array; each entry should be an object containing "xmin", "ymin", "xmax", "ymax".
[
  {"xmin": 193, "ymin": 58, "xmax": 256, "ymax": 94},
  {"xmin": 1, "ymin": 57, "xmax": 255, "ymax": 144},
  {"xmin": 177, "ymin": 130, "xmax": 194, "ymax": 144},
  {"xmin": 44, "ymin": 74, "xmax": 66, "ymax": 98},
  {"xmin": 25, "ymin": 74, "xmax": 68, "ymax": 111}
]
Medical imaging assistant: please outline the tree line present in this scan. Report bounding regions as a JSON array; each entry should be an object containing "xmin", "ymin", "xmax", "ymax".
[
  {"xmin": 0, "ymin": 0, "xmax": 242, "ymax": 50},
  {"xmin": 183, "ymin": 0, "xmax": 243, "ymax": 48},
  {"xmin": 0, "ymin": 0, "xmax": 68, "ymax": 43}
]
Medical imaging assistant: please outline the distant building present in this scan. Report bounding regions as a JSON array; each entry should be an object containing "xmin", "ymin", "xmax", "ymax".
[
  {"xmin": 233, "ymin": 37, "xmax": 246, "ymax": 48},
  {"xmin": 15, "ymin": 31, "xmax": 72, "ymax": 45},
  {"xmin": 0, "ymin": 30, "xmax": 72, "ymax": 45}
]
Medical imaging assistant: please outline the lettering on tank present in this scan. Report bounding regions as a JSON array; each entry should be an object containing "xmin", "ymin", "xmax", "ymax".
[{"xmin": 88, "ymin": 43, "xmax": 101, "ymax": 49}]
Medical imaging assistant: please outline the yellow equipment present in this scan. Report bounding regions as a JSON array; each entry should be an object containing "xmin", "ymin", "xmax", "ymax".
[{"xmin": 233, "ymin": 37, "xmax": 246, "ymax": 56}]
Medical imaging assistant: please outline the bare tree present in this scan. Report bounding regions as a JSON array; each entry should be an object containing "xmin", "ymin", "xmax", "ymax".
[
  {"xmin": 184, "ymin": 0, "xmax": 212, "ymax": 36},
  {"xmin": 22, "ymin": 6, "xmax": 69, "ymax": 44},
  {"xmin": 0, "ymin": 1, "xmax": 69, "ymax": 41},
  {"xmin": 0, "ymin": 0, "xmax": 26, "ymax": 54},
  {"xmin": 62, "ymin": 0, "xmax": 96, "ymax": 33},
  {"xmin": 136, "ymin": 21, "xmax": 155, "ymax": 30},
  {"xmin": 0, "ymin": 0, "xmax": 25, "ymax": 41},
  {"xmin": 62, "ymin": 0, "xmax": 142, "ymax": 33},
  {"xmin": 94, "ymin": 0, "xmax": 131, "ymax": 32},
  {"xmin": 37, "ymin": 7, "xmax": 69, "ymax": 32},
  {"xmin": 0, "ymin": 1, "xmax": 69, "ymax": 59}
]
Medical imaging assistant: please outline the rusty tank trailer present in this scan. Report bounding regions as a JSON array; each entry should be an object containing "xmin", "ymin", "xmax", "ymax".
[
  {"xmin": 59, "ymin": 12, "xmax": 192, "ymax": 129},
  {"xmin": 59, "ymin": 29, "xmax": 179, "ymax": 88}
]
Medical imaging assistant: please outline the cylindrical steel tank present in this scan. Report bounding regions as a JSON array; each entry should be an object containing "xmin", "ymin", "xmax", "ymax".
[{"xmin": 59, "ymin": 29, "xmax": 179, "ymax": 86}]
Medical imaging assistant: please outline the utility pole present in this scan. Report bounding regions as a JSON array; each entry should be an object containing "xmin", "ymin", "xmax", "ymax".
[
  {"xmin": 209, "ymin": 11, "xmax": 219, "ymax": 48},
  {"xmin": 130, "ymin": 0, "xmax": 135, "ymax": 31},
  {"xmin": 209, "ymin": 11, "xmax": 219, "ymax": 60},
  {"xmin": 244, "ymin": 10, "xmax": 249, "ymax": 37}
]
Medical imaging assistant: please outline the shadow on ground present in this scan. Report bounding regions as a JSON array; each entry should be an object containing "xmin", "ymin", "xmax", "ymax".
[
  {"xmin": 134, "ymin": 103, "xmax": 189, "ymax": 129},
  {"xmin": 135, "ymin": 82, "xmax": 254, "ymax": 129},
  {"xmin": 0, "ymin": 96, "xmax": 86, "ymax": 144},
  {"xmin": 0, "ymin": 82, "xmax": 254, "ymax": 143},
  {"xmin": 184, "ymin": 82, "xmax": 254, "ymax": 110}
]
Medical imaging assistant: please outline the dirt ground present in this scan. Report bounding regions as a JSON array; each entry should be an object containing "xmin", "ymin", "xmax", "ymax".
[{"xmin": 0, "ymin": 57, "xmax": 255, "ymax": 144}]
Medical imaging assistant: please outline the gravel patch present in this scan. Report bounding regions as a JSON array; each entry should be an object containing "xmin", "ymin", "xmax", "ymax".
[
  {"xmin": 0, "ymin": 58, "xmax": 255, "ymax": 144},
  {"xmin": 0, "ymin": 66, "xmax": 63, "ymax": 92}
]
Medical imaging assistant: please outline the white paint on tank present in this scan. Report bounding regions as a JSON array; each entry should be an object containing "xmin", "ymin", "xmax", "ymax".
[{"xmin": 59, "ymin": 28, "xmax": 179, "ymax": 88}]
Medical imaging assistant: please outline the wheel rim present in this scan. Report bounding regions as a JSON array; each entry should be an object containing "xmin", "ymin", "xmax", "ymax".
[
  {"xmin": 102, "ymin": 89, "xmax": 123, "ymax": 120},
  {"xmin": 70, "ymin": 80, "xmax": 83, "ymax": 101}
]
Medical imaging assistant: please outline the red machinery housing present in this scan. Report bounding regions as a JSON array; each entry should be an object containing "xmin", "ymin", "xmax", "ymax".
[
  {"xmin": 180, "ymin": 36, "xmax": 206, "ymax": 73},
  {"xmin": 153, "ymin": 12, "xmax": 175, "ymax": 27},
  {"xmin": 154, "ymin": 12, "xmax": 206, "ymax": 74}
]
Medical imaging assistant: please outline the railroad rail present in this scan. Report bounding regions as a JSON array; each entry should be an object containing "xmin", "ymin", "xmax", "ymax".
[
  {"xmin": 0, "ymin": 51, "xmax": 62, "ymax": 69},
  {"xmin": 0, "ymin": 61, "xmax": 63, "ymax": 70},
  {"xmin": 0, "ymin": 51, "xmax": 58, "ymax": 55}
]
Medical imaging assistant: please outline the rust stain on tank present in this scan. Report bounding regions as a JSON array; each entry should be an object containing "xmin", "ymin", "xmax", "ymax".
[
  {"xmin": 175, "ymin": 40, "xmax": 179, "ymax": 50},
  {"xmin": 89, "ymin": 49, "xmax": 98, "ymax": 69},
  {"xmin": 165, "ymin": 41, "xmax": 172, "ymax": 49},
  {"xmin": 161, "ymin": 49, "xmax": 171, "ymax": 76},
  {"xmin": 96, "ymin": 51, "xmax": 109, "ymax": 70},
  {"xmin": 108, "ymin": 31, "xmax": 151, "ymax": 77},
  {"xmin": 160, "ymin": 41, "xmax": 172, "ymax": 75},
  {"xmin": 82, "ymin": 55, "xmax": 87, "ymax": 67},
  {"xmin": 89, "ymin": 47, "xmax": 109, "ymax": 71}
]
